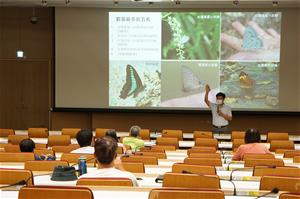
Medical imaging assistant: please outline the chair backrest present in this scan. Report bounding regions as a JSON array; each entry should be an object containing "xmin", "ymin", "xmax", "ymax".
[
  {"xmin": 152, "ymin": 145, "xmax": 176, "ymax": 151},
  {"xmin": 244, "ymin": 158, "xmax": 284, "ymax": 167},
  {"xmin": 231, "ymin": 131, "xmax": 245, "ymax": 140},
  {"xmin": 77, "ymin": 178, "xmax": 133, "ymax": 186},
  {"xmin": 52, "ymin": 144, "xmax": 80, "ymax": 153},
  {"xmin": 232, "ymin": 139, "xmax": 245, "ymax": 151},
  {"xmin": 60, "ymin": 153, "xmax": 95, "ymax": 164},
  {"xmin": 95, "ymin": 128, "xmax": 110, "ymax": 138},
  {"xmin": 0, "ymin": 152, "xmax": 35, "ymax": 162},
  {"xmin": 187, "ymin": 147, "xmax": 216, "ymax": 155},
  {"xmin": 135, "ymin": 151, "xmax": 167, "ymax": 159},
  {"xmin": 260, "ymin": 176, "xmax": 300, "ymax": 192},
  {"xmin": 137, "ymin": 129, "xmax": 150, "ymax": 140},
  {"xmin": 162, "ymin": 173, "xmax": 220, "ymax": 189},
  {"xmin": 34, "ymin": 149, "xmax": 55, "ymax": 156},
  {"xmin": 279, "ymin": 193, "xmax": 300, "ymax": 199},
  {"xmin": 156, "ymin": 137, "xmax": 179, "ymax": 149},
  {"xmin": 195, "ymin": 138, "xmax": 218, "ymax": 149},
  {"xmin": 4, "ymin": 144, "xmax": 20, "ymax": 152},
  {"xmin": 267, "ymin": 132, "xmax": 289, "ymax": 142},
  {"xmin": 193, "ymin": 131, "xmax": 213, "ymax": 139},
  {"xmin": 122, "ymin": 162, "xmax": 145, "ymax": 173},
  {"xmin": 28, "ymin": 128, "xmax": 49, "ymax": 138},
  {"xmin": 0, "ymin": 168, "xmax": 33, "ymax": 186},
  {"xmin": 117, "ymin": 146, "xmax": 124, "ymax": 154},
  {"xmin": 18, "ymin": 186, "xmax": 94, "ymax": 199},
  {"xmin": 294, "ymin": 156, "xmax": 300, "ymax": 163},
  {"xmin": 162, "ymin": 129, "xmax": 183, "ymax": 140},
  {"xmin": 184, "ymin": 158, "xmax": 222, "ymax": 166},
  {"xmin": 8, "ymin": 135, "xmax": 29, "ymax": 145},
  {"xmin": 140, "ymin": 147, "xmax": 165, "ymax": 153},
  {"xmin": 61, "ymin": 128, "xmax": 81, "ymax": 138},
  {"xmin": 24, "ymin": 160, "xmax": 69, "ymax": 171},
  {"xmin": 284, "ymin": 150, "xmax": 300, "ymax": 158},
  {"xmin": 148, "ymin": 188, "xmax": 225, "ymax": 199},
  {"xmin": 243, "ymin": 153, "xmax": 275, "ymax": 161},
  {"xmin": 48, "ymin": 135, "xmax": 71, "ymax": 147},
  {"xmin": 172, "ymin": 163, "xmax": 216, "ymax": 175},
  {"xmin": 253, "ymin": 166, "xmax": 300, "ymax": 177},
  {"xmin": 270, "ymin": 140, "xmax": 295, "ymax": 151},
  {"xmin": 121, "ymin": 155, "xmax": 158, "ymax": 165},
  {"xmin": 35, "ymin": 143, "xmax": 48, "ymax": 149},
  {"xmin": 0, "ymin": 128, "xmax": 14, "ymax": 137},
  {"xmin": 189, "ymin": 153, "xmax": 221, "ymax": 159}
]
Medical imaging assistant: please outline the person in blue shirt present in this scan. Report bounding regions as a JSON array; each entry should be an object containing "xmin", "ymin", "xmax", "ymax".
[{"xmin": 19, "ymin": 138, "xmax": 55, "ymax": 160}]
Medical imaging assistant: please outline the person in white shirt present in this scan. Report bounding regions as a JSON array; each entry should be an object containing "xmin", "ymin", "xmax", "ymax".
[
  {"xmin": 71, "ymin": 130, "xmax": 94, "ymax": 154},
  {"xmin": 204, "ymin": 84, "xmax": 232, "ymax": 134},
  {"xmin": 105, "ymin": 129, "xmax": 127, "ymax": 154},
  {"xmin": 79, "ymin": 136, "xmax": 138, "ymax": 186}
]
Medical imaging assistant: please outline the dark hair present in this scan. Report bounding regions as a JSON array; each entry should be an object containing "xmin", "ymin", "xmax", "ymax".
[
  {"xmin": 76, "ymin": 130, "xmax": 93, "ymax": 147},
  {"xmin": 130, "ymin": 125, "xmax": 141, "ymax": 137},
  {"xmin": 19, "ymin": 139, "xmax": 35, "ymax": 152},
  {"xmin": 94, "ymin": 136, "xmax": 118, "ymax": 165},
  {"xmin": 244, "ymin": 128, "xmax": 261, "ymax": 144},
  {"xmin": 216, "ymin": 92, "xmax": 226, "ymax": 99},
  {"xmin": 105, "ymin": 129, "xmax": 118, "ymax": 142}
]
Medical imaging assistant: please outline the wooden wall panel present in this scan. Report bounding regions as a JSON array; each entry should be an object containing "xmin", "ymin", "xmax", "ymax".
[{"xmin": 51, "ymin": 112, "xmax": 92, "ymax": 130}]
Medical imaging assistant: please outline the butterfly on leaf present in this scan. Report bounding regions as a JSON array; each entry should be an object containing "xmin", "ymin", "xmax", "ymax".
[
  {"xmin": 119, "ymin": 64, "xmax": 145, "ymax": 99},
  {"xmin": 181, "ymin": 65, "xmax": 206, "ymax": 93},
  {"xmin": 242, "ymin": 26, "xmax": 263, "ymax": 50}
]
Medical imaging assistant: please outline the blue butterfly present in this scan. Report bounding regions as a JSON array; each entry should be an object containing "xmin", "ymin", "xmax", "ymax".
[{"xmin": 242, "ymin": 26, "xmax": 263, "ymax": 50}]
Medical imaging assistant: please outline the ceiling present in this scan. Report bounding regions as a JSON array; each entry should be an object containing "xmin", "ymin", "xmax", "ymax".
[{"xmin": 0, "ymin": 0, "xmax": 299, "ymax": 8}]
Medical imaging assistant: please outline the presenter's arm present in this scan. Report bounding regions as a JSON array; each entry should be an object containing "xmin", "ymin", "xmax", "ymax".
[
  {"xmin": 218, "ymin": 109, "xmax": 232, "ymax": 121},
  {"xmin": 204, "ymin": 84, "xmax": 211, "ymax": 107}
]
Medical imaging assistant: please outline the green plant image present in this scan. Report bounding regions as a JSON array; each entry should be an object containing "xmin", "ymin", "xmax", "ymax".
[{"xmin": 162, "ymin": 12, "xmax": 221, "ymax": 60}]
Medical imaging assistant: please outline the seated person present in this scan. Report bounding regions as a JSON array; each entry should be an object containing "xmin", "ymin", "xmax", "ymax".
[
  {"xmin": 105, "ymin": 129, "xmax": 127, "ymax": 154},
  {"xmin": 232, "ymin": 128, "xmax": 271, "ymax": 161},
  {"xmin": 122, "ymin": 125, "xmax": 144, "ymax": 152},
  {"xmin": 71, "ymin": 130, "xmax": 94, "ymax": 154},
  {"xmin": 80, "ymin": 136, "xmax": 138, "ymax": 186},
  {"xmin": 19, "ymin": 139, "xmax": 55, "ymax": 160}
]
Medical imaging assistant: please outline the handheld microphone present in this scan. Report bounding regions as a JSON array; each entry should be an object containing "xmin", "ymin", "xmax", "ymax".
[{"xmin": 254, "ymin": 188, "xmax": 279, "ymax": 199}]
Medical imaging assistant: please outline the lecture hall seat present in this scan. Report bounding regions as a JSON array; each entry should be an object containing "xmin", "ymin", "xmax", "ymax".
[
  {"xmin": 0, "ymin": 168, "xmax": 33, "ymax": 186},
  {"xmin": 172, "ymin": 163, "xmax": 216, "ymax": 175},
  {"xmin": 244, "ymin": 158, "xmax": 284, "ymax": 167},
  {"xmin": 193, "ymin": 131, "xmax": 213, "ymax": 139},
  {"xmin": 61, "ymin": 128, "xmax": 81, "ymax": 138},
  {"xmin": 267, "ymin": 132, "xmax": 289, "ymax": 142},
  {"xmin": 195, "ymin": 138, "xmax": 218, "ymax": 149},
  {"xmin": 121, "ymin": 155, "xmax": 158, "ymax": 165},
  {"xmin": 162, "ymin": 129, "xmax": 183, "ymax": 140},
  {"xmin": 0, "ymin": 128, "xmax": 15, "ymax": 137},
  {"xmin": 184, "ymin": 157, "xmax": 222, "ymax": 167},
  {"xmin": 253, "ymin": 166, "xmax": 300, "ymax": 177},
  {"xmin": 260, "ymin": 176, "xmax": 300, "ymax": 192},
  {"xmin": 28, "ymin": 128, "xmax": 49, "ymax": 138},
  {"xmin": 24, "ymin": 160, "xmax": 69, "ymax": 171},
  {"xmin": 156, "ymin": 137, "xmax": 179, "ymax": 149},
  {"xmin": 76, "ymin": 178, "xmax": 133, "ymax": 186},
  {"xmin": 47, "ymin": 135, "xmax": 71, "ymax": 147}
]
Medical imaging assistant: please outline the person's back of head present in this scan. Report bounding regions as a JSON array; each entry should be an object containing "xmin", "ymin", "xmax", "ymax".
[
  {"xmin": 244, "ymin": 128, "xmax": 261, "ymax": 144},
  {"xmin": 129, "ymin": 125, "xmax": 141, "ymax": 138},
  {"xmin": 105, "ymin": 129, "xmax": 118, "ymax": 142},
  {"xmin": 76, "ymin": 130, "xmax": 93, "ymax": 147},
  {"xmin": 19, "ymin": 139, "xmax": 35, "ymax": 152},
  {"xmin": 94, "ymin": 136, "xmax": 118, "ymax": 165}
]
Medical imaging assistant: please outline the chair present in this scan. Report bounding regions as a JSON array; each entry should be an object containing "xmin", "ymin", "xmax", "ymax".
[
  {"xmin": 284, "ymin": 150, "xmax": 300, "ymax": 158},
  {"xmin": 122, "ymin": 162, "xmax": 145, "ymax": 173},
  {"xmin": 4, "ymin": 144, "xmax": 20, "ymax": 152},
  {"xmin": 60, "ymin": 153, "xmax": 95, "ymax": 164},
  {"xmin": 117, "ymin": 146, "xmax": 125, "ymax": 154},
  {"xmin": 270, "ymin": 140, "xmax": 295, "ymax": 151},
  {"xmin": 18, "ymin": 186, "xmax": 94, "ymax": 199},
  {"xmin": 0, "ymin": 168, "xmax": 33, "ymax": 186},
  {"xmin": 52, "ymin": 144, "xmax": 80, "ymax": 153},
  {"xmin": 195, "ymin": 138, "xmax": 218, "ymax": 149},
  {"xmin": 0, "ymin": 128, "xmax": 14, "ymax": 137},
  {"xmin": 294, "ymin": 156, "xmax": 300, "ymax": 163},
  {"xmin": 156, "ymin": 137, "xmax": 179, "ymax": 149},
  {"xmin": 140, "ymin": 129, "xmax": 151, "ymax": 140},
  {"xmin": 152, "ymin": 145, "xmax": 176, "ymax": 151},
  {"xmin": 162, "ymin": 129, "xmax": 183, "ymax": 140},
  {"xmin": 253, "ymin": 166, "xmax": 300, "ymax": 177},
  {"xmin": 244, "ymin": 158, "xmax": 284, "ymax": 167},
  {"xmin": 35, "ymin": 143, "xmax": 48, "ymax": 149},
  {"xmin": 48, "ymin": 135, "xmax": 71, "ymax": 147},
  {"xmin": 0, "ymin": 152, "xmax": 35, "ymax": 162},
  {"xmin": 24, "ymin": 160, "xmax": 69, "ymax": 171},
  {"xmin": 243, "ymin": 153, "xmax": 275, "ymax": 160},
  {"xmin": 28, "ymin": 128, "xmax": 49, "ymax": 138},
  {"xmin": 187, "ymin": 147, "xmax": 216, "ymax": 155},
  {"xmin": 95, "ymin": 128, "xmax": 110, "ymax": 138},
  {"xmin": 34, "ymin": 149, "xmax": 55, "ymax": 156},
  {"xmin": 140, "ymin": 147, "xmax": 165, "ymax": 153},
  {"xmin": 8, "ymin": 135, "xmax": 29, "ymax": 145},
  {"xmin": 61, "ymin": 128, "xmax": 81, "ymax": 138},
  {"xmin": 193, "ymin": 131, "xmax": 213, "ymax": 139},
  {"xmin": 184, "ymin": 158, "xmax": 222, "ymax": 166},
  {"xmin": 279, "ymin": 193, "xmax": 300, "ymax": 199},
  {"xmin": 121, "ymin": 155, "xmax": 158, "ymax": 165},
  {"xmin": 232, "ymin": 139, "xmax": 245, "ymax": 151},
  {"xmin": 162, "ymin": 173, "xmax": 220, "ymax": 189},
  {"xmin": 77, "ymin": 178, "xmax": 133, "ymax": 186},
  {"xmin": 189, "ymin": 153, "xmax": 221, "ymax": 159},
  {"xmin": 148, "ymin": 188, "xmax": 225, "ymax": 199},
  {"xmin": 172, "ymin": 163, "xmax": 216, "ymax": 175},
  {"xmin": 267, "ymin": 132, "xmax": 289, "ymax": 142},
  {"xmin": 260, "ymin": 176, "xmax": 300, "ymax": 192},
  {"xmin": 135, "ymin": 151, "xmax": 167, "ymax": 159},
  {"xmin": 231, "ymin": 131, "xmax": 245, "ymax": 140}
]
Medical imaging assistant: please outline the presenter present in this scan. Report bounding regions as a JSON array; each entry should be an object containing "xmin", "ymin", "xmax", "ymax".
[{"xmin": 204, "ymin": 84, "xmax": 232, "ymax": 134}]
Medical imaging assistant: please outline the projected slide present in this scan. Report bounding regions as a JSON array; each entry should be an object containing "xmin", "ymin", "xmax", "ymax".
[{"xmin": 109, "ymin": 12, "xmax": 281, "ymax": 109}]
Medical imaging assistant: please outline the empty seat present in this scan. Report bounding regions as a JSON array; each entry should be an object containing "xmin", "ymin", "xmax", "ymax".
[
  {"xmin": 270, "ymin": 140, "xmax": 295, "ymax": 152},
  {"xmin": 28, "ymin": 128, "xmax": 49, "ymax": 138},
  {"xmin": 184, "ymin": 158, "xmax": 222, "ymax": 166},
  {"xmin": 243, "ymin": 153, "xmax": 275, "ymax": 160},
  {"xmin": 279, "ymin": 193, "xmax": 300, "ymax": 199},
  {"xmin": 77, "ymin": 178, "xmax": 133, "ymax": 186},
  {"xmin": 140, "ymin": 129, "xmax": 151, "ymax": 140},
  {"xmin": 189, "ymin": 153, "xmax": 221, "ymax": 159},
  {"xmin": 232, "ymin": 139, "xmax": 245, "ymax": 151},
  {"xmin": 0, "ymin": 129, "xmax": 14, "ymax": 137},
  {"xmin": 152, "ymin": 145, "xmax": 176, "ymax": 151},
  {"xmin": 122, "ymin": 162, "xmax": 145, "ymax": 173},
  {"xmin": 135, "ymin": 151, "xmax": 166, "ymax": 159},
  {"xmin": 156, "ymin": 137, "xmax": 179, "ymax": 149},
  {"xmin": 267, "ymin": 132, "xmax": 289, "ymax": 142},
  {"xmin": 61, "ymin": 128, "xmax": 81, "ymax": 138},
  {"xmin": 253, "ymin": 166, "xmax": 300, "ymax": 177},
  {"xmin": 52, "ymin": 144, "xmax": 80, "ymax": 153},
  {"xmin": 95, "ymin": 128, "xmax": 111, "ymax": 138},
  {"xmin": 187, "ymin": 147, "xmax": 216, "ymax": 155},
  {"xmin": 0, "ymin": 168, "xmax": 33, "ymax": 186},
  {"xmin": 8, "ymin": 135, "xmax": 29, "ymax": 145},
  {"xmin": 0, "ymin": 152, "xmax": 35, "ymax": 162},
  {"xmin": 294, "ymin": 156, "xmax": 300, "ymax": 163},
  {"xmin": 60, "ymin": 153, "xmax": 95, "ymax": 164},
  {"xmin": 260, "ymin": 176, "xmax": 300, "ymax": 192},
  {"xmin": 193, "ymin": 131, "xmax": 213, "ymax": 139},
  {"xmin": 121, "ymin": 155, "xmax": 158, "ymax": 165},
  {"xmin": 284, "ymin": 150, "xmax": 300, "ymax": 158},
  {"xmin": 140, "ymin": 147, "xmax": 165, "ymax": 153},
  {"xmin": 195, "ymin": 138, "xmax": 218, "ymax": 148},
  {"xmin": 48, "ymin": 135, "xmax": 71, "ymax": 147},
  {"xmin": 162, "ymin": 129, "xmax": 183, "ymax": 140},
  {"xmin": 4, "ymin": 144, "xmax": 20, "ymax": 152},
  {"xmin": 25, "ymin": 160, "xmax": 69, "ymax": 171},
  {"xmin": 244, "ymin": 158, "xmax": 284, "ymax": 167},
  {"xmin": 172, "ymin": 163, "xmax": 216, "ymax": 175},
  {"xmin": 231, "ymin": 131, "xmax": 245, "ymax": 140}
]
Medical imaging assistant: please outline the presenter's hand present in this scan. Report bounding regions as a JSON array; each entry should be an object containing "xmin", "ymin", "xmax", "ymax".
[{"xmin": 205, "ymin": 84, "xmax": 211, "ymax": 93}]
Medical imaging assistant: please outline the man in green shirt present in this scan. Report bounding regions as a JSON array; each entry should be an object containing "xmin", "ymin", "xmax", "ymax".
[{"xmin": 122, "ymin": 125, "xmax": 144, "ymax": 152}]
